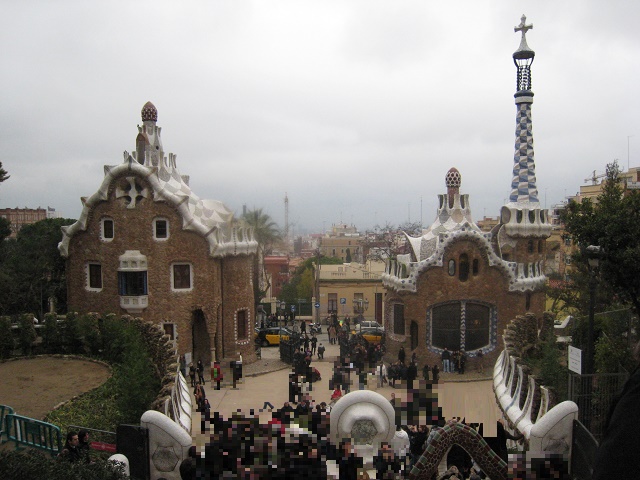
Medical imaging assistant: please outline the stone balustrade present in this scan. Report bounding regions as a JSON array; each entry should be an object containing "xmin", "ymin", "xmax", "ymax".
[{"xmin": 493, "ymin": 347, "xmax": 578, "ymax": 456}]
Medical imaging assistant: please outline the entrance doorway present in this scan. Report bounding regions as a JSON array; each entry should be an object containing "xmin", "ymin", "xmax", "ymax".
[
  {"xmin": 410, "ymin": 321, "xmax": 419, "ymax": 351},
  {"xmin": 192, "ymin": 309, "xmax": 211, "ymax": 368}
]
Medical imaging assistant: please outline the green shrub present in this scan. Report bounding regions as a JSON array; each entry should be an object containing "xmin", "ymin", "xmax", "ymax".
[
  {"xmin": 41, "ymin": 313, "xmax": 62, "ymax": 353},
  {"xmin": 0, "ymin": 316, "xmax": 14, "ymax": 358},
  {"xmin": 0, "ymin": 450, "xmax": 129, "ymax": 480},
  {"xmin": 18, "ymin": 313, "xmax": 37, "ymax": 355},
  {"xmin": 45, "ymin": 315, "xmax": 161, "ymax": 431}
]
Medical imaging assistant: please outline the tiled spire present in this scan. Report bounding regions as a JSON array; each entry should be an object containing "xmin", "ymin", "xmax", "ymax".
[{"xmin": 509, "ymin": 15, "xmax": 539, "ymax": 205}]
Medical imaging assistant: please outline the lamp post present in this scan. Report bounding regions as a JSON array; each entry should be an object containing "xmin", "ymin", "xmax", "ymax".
[
  {"xmin": 280, "ymin": 301, "xmax": 286, "ymax": 326},
  {"xmin": 585, "ymin": 245, "xmax": 601, "ymax": 375},
  {"xmin": 352, "ymin": 297, "xmax": 369, "ymax": 327}
]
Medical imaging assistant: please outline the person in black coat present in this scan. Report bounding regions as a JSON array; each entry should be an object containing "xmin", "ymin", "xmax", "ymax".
[
  {"xmin": 398, "ymin": 346, "xmax": 406, "ymax": 365},
  {"xmin": 338, "ymin": 439, "xmax": 363, "ymax": 480},
  {"xmin": 432, "ymin": 364, "xmax": 440, "ymax": 383},
  {"xmin": 484, "ymin": 419, "xmax": 523, "ymax": 462},
  {"xmin": 593, "ymin": 346, "xmax": 640, "ymax": 479}
]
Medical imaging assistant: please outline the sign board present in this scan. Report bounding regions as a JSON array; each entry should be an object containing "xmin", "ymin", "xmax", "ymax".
[
  {"xmin": 315, "ymin": 302, "xmax": 320, "ymax": 308},
  {"xmin": 340, "ymin": 297, "xmax": 347, "ymax": 305},
  {"xmin": 290, "ymin": 305, "xmax": 296, "ymax": 311},
  {"xmin": 568, "ymin": 345, "xmax": 582, "ymax": 374},
  {"xmin": 91, "ymin": 441, "xmax": 117, "ymax": 453}
]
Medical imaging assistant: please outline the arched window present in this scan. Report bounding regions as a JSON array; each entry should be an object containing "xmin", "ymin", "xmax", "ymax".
[
  {"xmin": 472, "ymin": 259, "xmax": 479, "ymax": 276},
  {"xmin": 526, "ymin": 293, "xmax": 531, "ymax": 311},
  {"xmin": 393, "ymin": 304, "xmax": 405, "ymax": 335},
  {"xmin": 448, "ymin": 259, "xmax": 456, "ymax": 276},
  {"xmin": 459, "ymin": 254, "xmax": 469, "ymax": 282},
  {"xmin": 430, "ymin": 301, "xmax": 494, "ymax": 352},
  {"xmin": 410, "ymin": 321, "xmax": 418, "ymax": 350},
  {"xmin": 538, "ymin": 240, "xmax": 544, "ymax": 253},
  {"xmin": 527, "ymin": 240, "xmax": 534, "ymax": 253}
]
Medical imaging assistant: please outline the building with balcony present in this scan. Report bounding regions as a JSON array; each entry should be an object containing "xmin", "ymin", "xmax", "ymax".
[
  {"xmin": 58, "ymin": 102, "xmax": 258, "ymax": 366},
  {"xmin": 317, "ymin": 260, "xmax": 385, "ymax": 323}
]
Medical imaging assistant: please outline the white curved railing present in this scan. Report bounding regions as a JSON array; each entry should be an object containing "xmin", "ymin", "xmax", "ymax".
[
  {"xmin": 493, "ymin": 348, "xmax": 578, "ymax": 455},
  {"xmin": 164, "ymin": 364, "xmax": 192, "ymax": 434}
]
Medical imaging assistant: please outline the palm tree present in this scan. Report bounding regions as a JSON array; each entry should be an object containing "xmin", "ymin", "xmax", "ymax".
[{"xmin": 241, "ymin": 208, "xmax": 282, "ymax": 303}]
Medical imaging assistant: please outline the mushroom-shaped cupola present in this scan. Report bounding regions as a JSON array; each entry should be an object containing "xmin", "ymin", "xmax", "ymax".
[{"xmin": 141, "ymin": 101, "xmax": 158, "ymax": 122}]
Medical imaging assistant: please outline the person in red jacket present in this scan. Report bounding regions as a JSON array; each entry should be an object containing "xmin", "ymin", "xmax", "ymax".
[{"xmin": 211, "ymin": 360, "xmax": 223, "ymax": 390}]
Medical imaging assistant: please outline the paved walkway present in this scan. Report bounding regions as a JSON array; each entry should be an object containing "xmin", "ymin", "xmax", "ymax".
[{"xmin": 191, "ymin": 332, "xmax": 500, "ymax": 439}]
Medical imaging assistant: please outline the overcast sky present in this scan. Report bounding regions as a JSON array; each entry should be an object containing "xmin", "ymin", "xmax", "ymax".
[{"xmin": 1, "ymin": 1, "xmax": 638, "ymax": 235}]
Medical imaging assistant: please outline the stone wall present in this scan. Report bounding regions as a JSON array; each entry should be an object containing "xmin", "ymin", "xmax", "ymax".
[
  {"xmin": 384, "ymin": 238, "xmax": 546, "ymax": 369},
  {"xmin": 66, "ymin": 178, "xmax": 256, "ymax": 363}
]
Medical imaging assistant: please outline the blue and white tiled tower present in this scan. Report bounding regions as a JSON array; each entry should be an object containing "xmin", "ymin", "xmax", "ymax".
[{"xmin": 498, "ymin": 15, "xmax": 551, "ymax": 291}]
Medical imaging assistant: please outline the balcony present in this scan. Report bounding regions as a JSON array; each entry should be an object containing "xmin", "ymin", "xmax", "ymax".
[{"xmin": 120, "ymin": 295, "xmax": 148, "ymax": 314}]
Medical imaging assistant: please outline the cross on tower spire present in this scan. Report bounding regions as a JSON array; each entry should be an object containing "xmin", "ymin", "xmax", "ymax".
[{"xmin": 514, "ymin": 15, "xmax": 533, "ymax": 52}]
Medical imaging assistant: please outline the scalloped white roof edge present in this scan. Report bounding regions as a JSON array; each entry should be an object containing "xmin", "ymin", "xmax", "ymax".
[
  {"xmin": 383, "ymin": 228, "xmax": 545, "ymax": 293},
  {"xmin": 58, "ymin": 154, "xmax": 258, "ymax": 258}
]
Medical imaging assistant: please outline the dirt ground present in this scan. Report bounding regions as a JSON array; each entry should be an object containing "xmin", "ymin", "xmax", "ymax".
[{"xmin": 0, "ymin": 357, "xmax": 111, "ymax": 420}]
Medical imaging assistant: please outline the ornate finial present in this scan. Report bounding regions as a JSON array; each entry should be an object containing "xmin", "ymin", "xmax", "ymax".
[
  {"xmin": 141, "ymin": 101, "xmax": 158, "ymax": 122},
  {"xmin": 514, "ymin": 15, "xmax": 534, "ymax": 55}
]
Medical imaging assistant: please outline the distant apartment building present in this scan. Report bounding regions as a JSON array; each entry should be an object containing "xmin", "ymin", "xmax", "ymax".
[
  {"xmin": 317, "ymin": 260, "xmax": 385, "ymax": 323},
  {"xmin": 568, "ymin": 166, "xmax": 640, "ymax": 204},
  {"xmin": 263, "ymin": 255, "xmax": 290, "ymax": 299},
  {"xmin": 0, "ymin": 206, "xmax": 58, "ymax": 238},
  {"xmin": 319, "ymin": 223, "xmax": 362, "ymax": 262},
  {"xmin": 476, "ymin": 216, "xmax": 500, "ymax": 232}
]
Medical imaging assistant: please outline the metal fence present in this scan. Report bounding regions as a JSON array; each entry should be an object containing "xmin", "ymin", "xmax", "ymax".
[
  {"xmin": 279, "ymin": 334, "xmax": 302, "ymax": 364},
  {"xmin": 568, "ymin": 370, "xmax": 628, "ymax": 441},
  {"xmin": 571, "ymin": 419, "xmax": 598, "ymax": 480}
]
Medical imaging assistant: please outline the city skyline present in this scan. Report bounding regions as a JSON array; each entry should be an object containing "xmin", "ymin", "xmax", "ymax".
[{"xmin": 1, "ymin": 2, "xmax": 638, "ymax": 234}]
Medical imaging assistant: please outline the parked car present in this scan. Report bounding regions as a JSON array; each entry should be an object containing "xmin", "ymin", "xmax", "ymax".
[
  {"xmin": 255, "ymin": 326, "xmax": 295, "ymax": 347},
  {"xmin": 354, "ymin": 327, "xmax": 385, "ymax": 345},
  {"xmin": 351, "ymin": 320, "xmax": 384, "ymax": 334}
]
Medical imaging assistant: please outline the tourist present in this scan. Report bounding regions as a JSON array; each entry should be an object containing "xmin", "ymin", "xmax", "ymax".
[
  {"xmin": 407, "ymin": 361, "xmax": 418, "ymax": 389},
  {"xmin": 409, "ymin": 425, "xmax": 428, "ymax": 468},
  {"xmin": 484, "ymin": 419, "xmax": 523, "ymax": 462},
  {"xmin": 188, "ymin": 363, "xmax": 196, "ymax": 387},
  {"xmin": 287, "ymin": 373, "xmax": 296, "ymax": 403},
  {"xmin": 330, "ymin": 387, "xmax": 342, "ymax": 406},
  {"xmin": 593, "ymin": 341, "xmax": 640, "ymax": 479},
  {"xmin": 476, "ymin": 350, "xmax": 484, "ymax": 373},
  {"xmin": 303, "ymin": 334, "xmax": 310, "ymax": 351},
  {"xmin": 442, "ymin": 348, "xmax": 451, "ymax": 373},
  {"xmin": 432, "ymin": 364, "xmax": 440, "ymax": 383},
  {"xmin": 179, "ymin": 354, "xmax": 186, "ymax": 379},
  {"xmin": 338, "ymin": 439, "xmax": 363, "ymax": 480},
  {"xmin": 317, "ymin": 342, "xmax": 325, "ymax": 360},
  {"xmin": 211, "ymin": 360, "xmax": 223, "ymax": 390},
  {"xmin": 201, "ymin": 398, "xmax": 211, "ymax": 419},
  {"xmin": 390, "ymin": 425, "xmax": 410, "ymax": 473},
  {"xmin": 300, "ymin": 319, "xmax": 306, "ymax": 334},
  {"xmin": 375, "ymin": 442, "xmax": 402, "ymax": 479},
  {"xmin": 422, "ymin": 363, "xmax": 430, "ymax": 381},
  {"xmin": 196, "ymin": 359, "xmax": 205, "ymax": 385},
  {"xmin": 236, "ymin": 352, "xmax": 243, "ymax": 380},
  {"xmin": 327, "ymin": 324, "xmax": 335, "ymax": 344},
  {"xmin": 77, "ymin": 429, "xmax": 91, "ymax": 463},
  {"xmin": 398, "ymin": 346, "xmax": 406, "ymax": 365},
  {"xmin": 377, "ymin": 361, "xmax": 388, "ymax": 388},
  {"xmin": 458, "ymin": 351, "xmax": 466, "ymax": 374},
  {"xmin": 310, "ymin": 334, "xmax": 318, "ymax": 355},
  {"xmin": 58, "ymin": 431, "xmax": 81, "ymax": 462}
]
